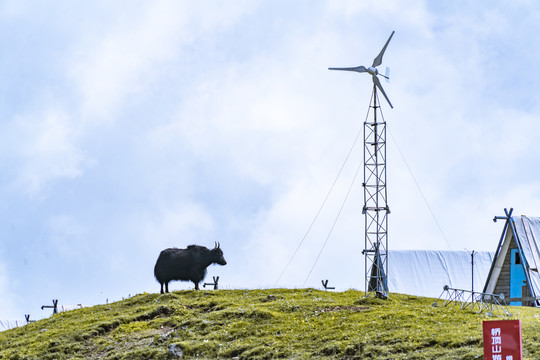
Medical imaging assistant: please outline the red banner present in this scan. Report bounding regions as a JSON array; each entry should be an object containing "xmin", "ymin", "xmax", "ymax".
[{"xmin": 483, "ymin": 320, "xmax": 522, "ymax": 360}]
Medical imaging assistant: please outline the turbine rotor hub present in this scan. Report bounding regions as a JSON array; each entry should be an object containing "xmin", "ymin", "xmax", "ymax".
[{"xmin": 367, "ymin": 67, "xmax": 378, "ymax": 76}]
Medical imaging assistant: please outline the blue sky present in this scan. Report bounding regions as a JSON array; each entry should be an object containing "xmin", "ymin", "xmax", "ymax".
[{"xmin": 2, "ymin": 0, "xmax": 540, "ymax": 321}]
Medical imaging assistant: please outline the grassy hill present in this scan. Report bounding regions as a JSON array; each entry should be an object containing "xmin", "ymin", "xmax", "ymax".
[{"xmin": 0, "ymin": 289, "xmax": 538, "ymax": 359}]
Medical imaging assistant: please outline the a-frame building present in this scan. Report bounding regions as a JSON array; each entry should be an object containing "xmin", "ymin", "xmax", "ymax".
[{"xmin": 483, "ymin": 208, "xmax": 540, "ymax": 306}]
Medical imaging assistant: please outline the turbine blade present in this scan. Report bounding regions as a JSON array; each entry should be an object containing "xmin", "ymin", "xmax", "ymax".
[
  {"xmin": 372, "ymin": 31, "xmax": 395, "ymax": 68},
  {"xmin": 372, "ymin": 75, "xmax": 393, "ymax": 108},
  {"xmin": 328, "ymin": 66, "xmax": 367, "ymax": 73}
]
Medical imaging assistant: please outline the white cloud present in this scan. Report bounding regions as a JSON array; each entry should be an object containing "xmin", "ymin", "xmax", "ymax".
[
  {"xmin": 9, "ymin": 109, "xmax": 92, "ymax": 196},
  {"xmin": 0, "ymin": 261, "xmax": 22, "ymax": 322},
  {"xmin": 69, "ymin": 1, "xmax": 258, "ymax": 123},
  {"xmin": 141, "ymin": 203, "xmax": 216, "ymax": 254},
  {"xmin": 46, "ymin": 214, "xmax": 88, "ymax": 259}
]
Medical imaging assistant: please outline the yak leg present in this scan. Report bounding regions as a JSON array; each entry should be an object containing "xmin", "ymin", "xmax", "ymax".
[
  {"xmin": 165, "ymin": 282, "xmax": 169, "ymax": 293},
  {"xmin": 194, "ymin": 282, "xmax": 199, "ymax": 290},
  {"xmin": 160, "ymin": 283, "xmax": 164, "ymax": 294}
]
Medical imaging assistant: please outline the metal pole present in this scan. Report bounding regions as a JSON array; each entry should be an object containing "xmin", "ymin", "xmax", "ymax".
[{"xmin": 471, "ymin": 250, "xmax": 475, "ymax": 294}]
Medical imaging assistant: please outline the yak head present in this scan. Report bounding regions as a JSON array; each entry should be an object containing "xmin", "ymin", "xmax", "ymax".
[{"xmin": 211, "ymin": 242, "xmax": 227, "ymax": 266}]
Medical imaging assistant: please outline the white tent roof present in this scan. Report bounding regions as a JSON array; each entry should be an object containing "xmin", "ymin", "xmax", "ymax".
[{"xmin": 388, "ymin": 250, "xmax": 494, "ymax": 298}]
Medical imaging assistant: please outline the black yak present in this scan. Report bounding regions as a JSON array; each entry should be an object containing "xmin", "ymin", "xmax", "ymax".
[{"xmin": 154, "ymin": 242, "xmax": 227, "ymax": 293}]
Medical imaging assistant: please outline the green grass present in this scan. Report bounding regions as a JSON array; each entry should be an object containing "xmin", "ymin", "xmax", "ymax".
[{"xmin": 0, "ymin": 289, "xmax": 538, "ymax": 359}]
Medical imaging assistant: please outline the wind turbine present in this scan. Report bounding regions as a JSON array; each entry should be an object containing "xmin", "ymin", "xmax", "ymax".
[
  {"xmin": 329, "ymin": 31, "xmax": 394, "ymax": 108},
  {"xmin": 329, "ymin": 31, "xmax": 395, "ymax": 299}
]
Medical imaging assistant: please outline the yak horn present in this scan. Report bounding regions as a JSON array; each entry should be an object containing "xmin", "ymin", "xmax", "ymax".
[{"xmin": 217, "ymin": 242, "xmax": 221, "ymax": 249}]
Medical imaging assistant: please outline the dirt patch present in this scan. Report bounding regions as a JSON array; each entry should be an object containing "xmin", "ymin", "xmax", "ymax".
[{"xmin": 155, "ymin": 325, "xmax": 174, "ymax": 336}]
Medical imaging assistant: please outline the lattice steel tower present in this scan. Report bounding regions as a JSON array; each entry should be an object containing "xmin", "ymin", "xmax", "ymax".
[
  {"xmin": 363, "ymin": 85, "xmax": 389, "ymax": 298},
  {"xmin": 329, "ymin": 31, "xmax": 394, "ymax": 298}
]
